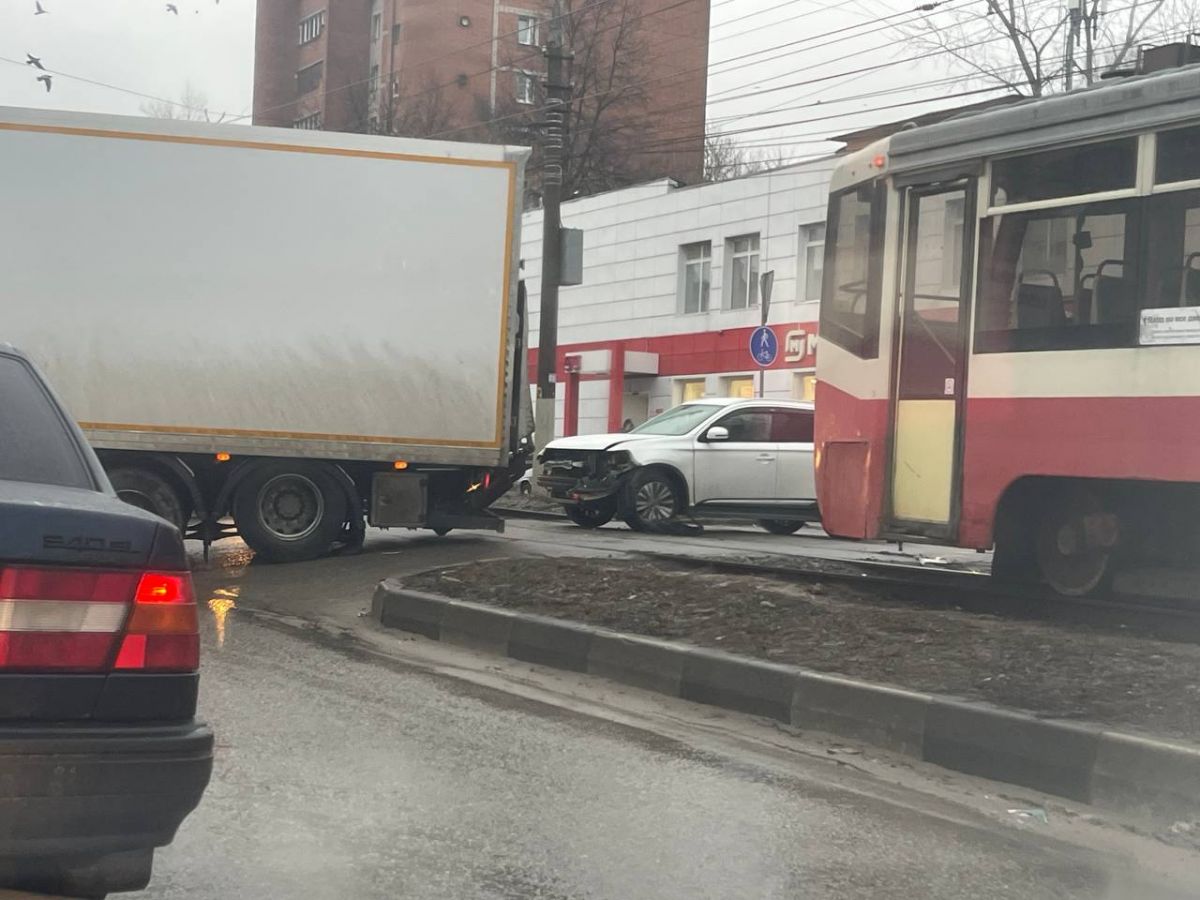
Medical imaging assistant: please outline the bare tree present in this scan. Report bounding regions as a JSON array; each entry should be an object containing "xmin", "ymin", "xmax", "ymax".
[
  {"xmin": 894, "ymin": 0, "xmax": 1176, "ymax": 97},
  {"xmin": 139, "ymin": 83, "xmax": 227, "ymax": 122},
  {"xmin": 345, "ymin": 71, "xmax": 457, "ymax": 139},
  {"xmin": 484, "ymin": 0, "xmax": 656, "ymax": 201},
  {"xmin": 704, "ymin": 132, "xmax": 789, "ymax": 182}
]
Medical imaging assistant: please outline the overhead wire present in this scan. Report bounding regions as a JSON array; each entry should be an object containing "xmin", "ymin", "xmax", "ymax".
[{"xmin": 426, "ymin": 0, "xmax": 960, "ymax": 139}]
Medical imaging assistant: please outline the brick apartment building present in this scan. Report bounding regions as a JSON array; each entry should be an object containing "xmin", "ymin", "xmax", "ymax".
[{"xmin": 252, "ymin": 0, "xmax": 710, "ymax": 185}]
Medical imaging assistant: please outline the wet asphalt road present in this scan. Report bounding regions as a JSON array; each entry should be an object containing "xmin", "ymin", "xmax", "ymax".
[
  {"xmin": 140, "ymin": 616, "xmax": 1125, "ymax": 900},
  {"xmin": 119, "ymin": 520, "xmax": 1197, "ymax": 899}
]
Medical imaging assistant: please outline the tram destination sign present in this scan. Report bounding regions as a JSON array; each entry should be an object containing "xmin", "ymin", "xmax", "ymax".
[{"xmin": 1140, "ymin": 306, "xmax": 1200, "ymax": 346}]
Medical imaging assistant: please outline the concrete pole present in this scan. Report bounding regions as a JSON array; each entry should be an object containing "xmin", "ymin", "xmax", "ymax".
[{"xmin": 534, "ymin": 0, "xmax": 571, "ymax": 451}]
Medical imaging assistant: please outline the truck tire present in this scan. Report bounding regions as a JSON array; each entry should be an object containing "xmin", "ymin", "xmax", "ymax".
[
  {"xmin": 232, "ymin": 462, "xmax": 348, "ymax": 563},
  {"xmin": 564, "ymin": 498, "xmax": 616, "ymax": 528},
  {"xmin": 757, "ymin": 519, "xmax": 805, "ymax": 535},
  {"xmin": 620, "ymin": 468, "xmax": 682, "ymax": 533},
  {"xmin": 108, "ymin": 467, "xmax": 188, "ymax": 533}
]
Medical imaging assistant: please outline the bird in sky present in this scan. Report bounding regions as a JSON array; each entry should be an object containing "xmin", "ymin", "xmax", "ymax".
[
  {"xmin": 26, "ymin": 54, "xmax": 45, "ymax": 70},
  {"xmin": 36, "ymin": 74, "xmax": 52, "ymax": 92},
  {"xmin": 166, "ymin": 3, "xmax": 178, "ymax": 13},
  {"xmin": 34, "ymin": 0, "xmax": 48, "ymax": 14}
]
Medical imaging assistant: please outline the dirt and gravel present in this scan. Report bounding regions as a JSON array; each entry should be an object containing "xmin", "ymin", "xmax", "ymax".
[{"xmin": 405, "ymin": 557, "xmax": 1200, "ymax": 743}]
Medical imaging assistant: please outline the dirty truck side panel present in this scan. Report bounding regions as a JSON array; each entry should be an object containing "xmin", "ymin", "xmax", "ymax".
[{"xmin": 0, "ymin": 108, "xmax": 528, "ymax": 468}]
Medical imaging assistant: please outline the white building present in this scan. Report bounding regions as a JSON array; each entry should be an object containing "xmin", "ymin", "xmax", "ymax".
[{"xmin": 520, "ymin": 154, "xmax": 837, "ymax": 436}]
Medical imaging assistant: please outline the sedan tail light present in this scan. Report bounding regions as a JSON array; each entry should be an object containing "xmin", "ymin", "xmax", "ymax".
[{"xmin": 0, "ymin": 566, "xmax": 198, "ymax": 673}]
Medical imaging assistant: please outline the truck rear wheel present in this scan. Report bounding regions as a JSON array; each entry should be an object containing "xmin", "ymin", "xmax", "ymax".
[
  {"xmin": 108, "ymin": 467, "xmax": 188, "ymax": 533},
  {"xmin": 233, "ymin": 462, "xmax": 348, "ymax": 563}
]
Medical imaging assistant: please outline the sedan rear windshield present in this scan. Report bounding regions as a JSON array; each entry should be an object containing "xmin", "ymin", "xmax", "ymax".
[
  {"xmin": 0, "ymin": 355, "xmax": 92, "ymax": 489},
  {"xmin": 632, "ymin": 404, "xmax": 719, "ymax": 436}
]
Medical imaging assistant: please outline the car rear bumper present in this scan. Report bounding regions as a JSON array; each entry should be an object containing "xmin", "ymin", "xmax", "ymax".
[{"xmin": 0, "ymin": 720, "xmax": 213, "ymax": 861}]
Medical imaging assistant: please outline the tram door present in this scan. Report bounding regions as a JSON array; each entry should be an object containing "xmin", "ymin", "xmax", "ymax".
[{"xmin": 889, "ymin": 182, "xmax": 974, "ymax": 537}]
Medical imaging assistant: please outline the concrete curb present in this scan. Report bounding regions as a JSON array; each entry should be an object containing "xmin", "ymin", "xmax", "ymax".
[{"xmin": 373, "ymin": 581, "xmax": 1200, "ymax": 818}]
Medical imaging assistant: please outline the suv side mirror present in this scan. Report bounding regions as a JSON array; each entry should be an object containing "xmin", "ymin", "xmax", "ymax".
[{"xmin": 705, "ymin": 425, "xmax": 730, "ymax": 442}]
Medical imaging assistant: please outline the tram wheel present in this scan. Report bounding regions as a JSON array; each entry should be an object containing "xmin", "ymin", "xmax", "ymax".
[{"xmin": 1034, "ymin": 485, "xmax": 1115, "ymax": 597}]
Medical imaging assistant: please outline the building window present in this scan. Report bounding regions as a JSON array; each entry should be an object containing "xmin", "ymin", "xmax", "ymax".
[
  {"xmin": 723, "ymin": 376, "xmax": 755, "ymax": 399},
  {"xmin": 727, "ymin": 233, "xmax": 760, "ymax": 309},
  {"xmin": 293, "ymin": 112, "xmax": 322, "ymax": 130},
  {"xmin": 296, "ymin": 61, "xmax": 323, "ymax": 96},
  {"xmin": 392, "ymin": 22, "xmax": 402, "ymax": 43},
  {"xmin": 676, "ymin": 379, "xmax": 706, "ymax": 404},
  {"xmin": 517, "ymin": 15, "xmax": 539, "ymax": 46},
  {"xmin": 792, "ymin": 372, "xmax": 817, "ymax": 402},
  {"xmin": 299, "ymin": 10, "xmax": 325, "ymax": 45},
  {"xmin": 799, "ymin": 223, "xmax": 825, "ymax": 302},
  {"xmin": 371, "ymin": 11, "xmax": 382, "ymax": 40},
  {"xmin": 679, "ymin": 241, "xmax": 711, "ymax": 314},
  {"xmin": 369, "ymin": 64, "xmax": 379, "ymax": 96},
  {"xmin": 515, "ymin": 71, "xmax": 536, "ymax": 105}
]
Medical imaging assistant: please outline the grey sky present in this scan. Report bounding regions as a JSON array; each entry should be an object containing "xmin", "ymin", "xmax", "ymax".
[{"xmin": 0, "ymin": 0, "xmax": 1059, "ymax": 152}]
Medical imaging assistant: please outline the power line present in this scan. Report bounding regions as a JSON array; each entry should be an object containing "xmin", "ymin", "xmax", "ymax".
[
  {"xmin": 428, "ymin": 0, "xmax": 958, "ymax": 139},
  {"xmin": 618, "ymin": 17, "xmax": 1184, "ymax": 158},
  {"xmin": 626, "ymin": 85, "xmax": 1006, "ymax": 153},
  {"xmin": 713, "ymin": 0, "xmax": 873, "ymax": 45},
  {"xmin": 0, "ymin": 54, "xmax": 219, "ymax": 116}
]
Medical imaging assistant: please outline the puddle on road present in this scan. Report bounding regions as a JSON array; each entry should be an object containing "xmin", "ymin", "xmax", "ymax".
[{"xmin": 207, "ymin": 586, "xmax": 239, "ymax": 647}]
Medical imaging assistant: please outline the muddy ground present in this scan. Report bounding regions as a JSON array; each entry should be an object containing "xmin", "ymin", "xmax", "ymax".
[{"xmin": 406, "ymin": 557, "xmax": 1200, "ymax": 743}]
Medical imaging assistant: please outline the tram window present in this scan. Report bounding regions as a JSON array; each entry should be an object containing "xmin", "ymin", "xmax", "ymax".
[
  {"xmin": 1156, "ymin": 126, "xmax": 1200, "ymax": 185},
  {"xmin": 990, "ymin": 138, "xmax": 1137, "ymax": 207},
  {"xmin": 820, "ymin": 182, "xmax": 885, "ymax": 358},
  {"xmin": 1144, "ymin": 189, "xmax": 1200, "ymax": 307},
  {"xmin": 975, "ymin": 198, "xmax": 1140, "ymax": 352}
]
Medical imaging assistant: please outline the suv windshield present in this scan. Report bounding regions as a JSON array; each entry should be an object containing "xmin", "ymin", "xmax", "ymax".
[
  {"xmin": 0, "ymin": 355, "xmax": 91, "ymax": 490},
  {"xmin": 631, "ymin": 404, "xmax": 719, "ymax": 436}
]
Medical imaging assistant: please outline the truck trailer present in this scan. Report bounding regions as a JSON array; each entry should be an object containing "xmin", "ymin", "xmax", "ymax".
[{"xmin": 1, "ymin": 106, "xmax": 531, "ymax": 561}]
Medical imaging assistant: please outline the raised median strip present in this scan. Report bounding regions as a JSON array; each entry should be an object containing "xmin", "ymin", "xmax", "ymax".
[{"xmin": 373, "ymin": 581, "xmax": 1200, "ymax": 819}]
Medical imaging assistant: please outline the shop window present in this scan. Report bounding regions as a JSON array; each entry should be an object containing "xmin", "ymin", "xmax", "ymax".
[
  {"xmin": 792, "ymin": 373, "xmax": 816, "ymax": 402},
  {"xmin": 724, "ymin": 376, "xmax": 755, "ymax": 399},
  {"xmin": 676, "ymin": 379, "xmax": 705, "ymax": 403}
]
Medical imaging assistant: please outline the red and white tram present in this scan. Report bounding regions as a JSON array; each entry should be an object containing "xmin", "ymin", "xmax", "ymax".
[{"xmin": 814, "ymin": 63, "xmax": 1200, "ymax": 595}]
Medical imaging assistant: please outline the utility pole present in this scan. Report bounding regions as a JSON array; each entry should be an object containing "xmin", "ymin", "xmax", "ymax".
[
  {"xmin": 534, "ymin": 0, "xmax": 572, "ymax": 450},
  {"xmin": 1064, "ymin": 0, "xmax": 1084, "ymax": 90}
]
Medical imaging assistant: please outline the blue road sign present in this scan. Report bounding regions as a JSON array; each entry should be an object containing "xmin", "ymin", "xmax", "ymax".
[{"xmin": 750, "ymin": 325, "xmax": 778, "ymax": 367}]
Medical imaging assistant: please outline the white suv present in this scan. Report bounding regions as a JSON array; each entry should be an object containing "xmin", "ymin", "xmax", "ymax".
[{"xmin": 538, "ymin": 398, "xmax": 818, "ymax": 533}]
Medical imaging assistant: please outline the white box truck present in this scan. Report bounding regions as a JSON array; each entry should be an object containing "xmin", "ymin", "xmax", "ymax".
[{"xmin": 1, "ymin": 106, "xmax": 532, "ymax": 561}]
